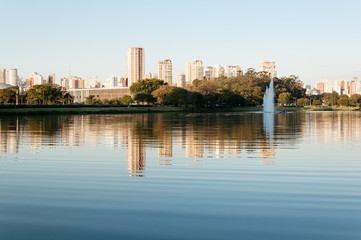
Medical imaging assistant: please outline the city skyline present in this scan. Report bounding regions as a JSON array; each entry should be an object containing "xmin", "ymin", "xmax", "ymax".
[{"xmin": 1, "ymin": 1, "xmax": 360, "ymax": 85}]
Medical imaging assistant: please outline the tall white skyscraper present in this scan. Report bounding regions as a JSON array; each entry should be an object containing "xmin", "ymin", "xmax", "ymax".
[
  {"xmin": 0, "ymin": 68, "xmax": 6, "ymax": 84},
  {"xmin": 185, "ymin": 60, "xmax": 203, "ymax": 84},
  {"xmin": 8, "ymin": 69, "xmax": 18, "ymax": 86},
  {"xmin": 323, "ymin": 79, "xmax": 333, "ymax": 93},
  {"xmin": 259, "ymin": 60, "xmax": 277, "ymax": 77},
  {"xmin": 158, "ymin": 59, "xmax": 172, "ymax": 85},
  {"xmin": 126, "ymin": 47, "xmax": 144, "ymax": 86}
]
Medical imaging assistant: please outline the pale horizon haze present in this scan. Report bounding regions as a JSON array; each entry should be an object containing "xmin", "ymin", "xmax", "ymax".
[{"xmin": 1, "ymin": 0, "xmax": 361, "ymax": 85}]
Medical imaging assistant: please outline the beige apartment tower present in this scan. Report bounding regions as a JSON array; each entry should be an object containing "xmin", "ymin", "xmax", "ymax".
[
  {"xmin": 126, "ymin": 47, "xmax": 144, "ymax": 86},
  {"xmin": 259, "ymin": 60, "xmax": 277, "ymax": 77},
  {"xmin": 158, "ymin": 59, "xmax": 172, "ymax": 85},
  {"xmin": 185, "ymin": 60, "xmax": 204, "ymax": 84}
]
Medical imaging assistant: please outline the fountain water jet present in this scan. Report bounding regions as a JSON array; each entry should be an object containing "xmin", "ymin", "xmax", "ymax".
[
  {"xmin": 263, "ymin": 78, "xmax": 275, "ymax": 113},
  {"xmin": 263, "ymin": 78, "xmax": 275, "ymax": 140}
]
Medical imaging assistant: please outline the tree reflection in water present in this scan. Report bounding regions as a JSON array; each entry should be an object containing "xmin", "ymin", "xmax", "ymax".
[{"xmin": 3, "ymin": 112, "xmax": 358, "ymax": 177}]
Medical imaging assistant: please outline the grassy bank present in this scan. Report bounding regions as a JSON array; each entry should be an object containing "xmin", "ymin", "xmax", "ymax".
[
  {"xmin": 300, "ymin": 106, "xmax": 360, "ymax": 111},
  {"xmin": 0, "ymin": 106, "xmax": 262, "ymax": 116},
  {"xmin": 274, "ymin": 106, "xmax": 360, "ymax": 112}
]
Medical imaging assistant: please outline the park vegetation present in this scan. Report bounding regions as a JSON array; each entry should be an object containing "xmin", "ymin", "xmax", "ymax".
[
  {"xmin": 1, "ymin": 70, "xmax": 360, "ymax": 112},
  {"xmin": 0, "ymin": 83, "xmax": 73, "ymax": 105}
]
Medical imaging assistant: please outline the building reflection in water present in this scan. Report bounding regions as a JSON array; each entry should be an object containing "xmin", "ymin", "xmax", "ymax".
[{"xmin": 1, "ymin": 112, "xmax": 361, "ymax": 176}]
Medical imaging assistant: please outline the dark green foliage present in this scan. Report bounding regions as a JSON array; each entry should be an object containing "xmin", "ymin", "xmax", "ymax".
[
  {"xmin": 134, "ymin": 93, "xmax": 156, "ymax": 104},
  {"xmin": 0, "ymin": 86, "xmax": 18, "ymax": 104},
  {"xmin": 349, "ymin": 94, "xmax": 361, "ymax": 105},
  {"xmin": 26, "ymin": 84, "xmax": 69, "ymax": 105},
  {"xmin": 121, "ymin": 95, "xmax": 133, "ymax": 105},
  {"xmin": 84, "ymin": 95, "xmax": 102, "ymax": 105},
  {"xmin": 312, "ymin": 99, "xmax": 322, "ymax": 106},
  {"xmin": 129, "ymin": 78, "xmax": 166, "ymax": 95},
  {"xmin": 322, "ymin": 91, "xmax": 339, "ymax": 106},
  {"xmin": 167, "ymin": 87, "xmax": 189, "ymax": 107},
  {"xmin": 278, "ymin": 92, "xmax": 291, "ymax": 104},
  {"xmin": 337, "ymin": 98, "xmax": 349, "ymax": 106}
]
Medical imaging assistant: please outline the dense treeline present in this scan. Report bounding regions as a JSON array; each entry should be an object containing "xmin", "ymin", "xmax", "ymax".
[
  {"xmin": 0, "ymin": 84, "xmax": 73, "ymax": 105},
  {"xmin": 127, "ymin": 71, "xmax": 306, "ymax": 109},
  {"xmin": 2, "ymin": 71, "xmax": 360, "ymax": 109}
]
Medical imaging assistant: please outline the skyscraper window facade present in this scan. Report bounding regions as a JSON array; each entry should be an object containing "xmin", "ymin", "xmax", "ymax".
[{"xmin": 126, "ymin": 47, "xmax": 144, "ymax": 86}]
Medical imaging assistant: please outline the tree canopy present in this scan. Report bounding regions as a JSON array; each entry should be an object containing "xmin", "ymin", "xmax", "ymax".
[
  {"xmin": 129, "ymin": 78, "xmax": 166, "ymax": 95},
  {"xmin": 26, "ymin": 84, "xmax": 68, "ymax": 105}
]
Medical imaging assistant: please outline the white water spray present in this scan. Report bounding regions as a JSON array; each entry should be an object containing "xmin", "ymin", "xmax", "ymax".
[{"xmin": 263, "ymin": 78, "xmax": 275, "ymax": 113}]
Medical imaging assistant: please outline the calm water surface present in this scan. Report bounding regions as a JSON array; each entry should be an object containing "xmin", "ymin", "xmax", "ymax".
[{"xmin": 0, "ymin": 112, "xmax": 360, "ymax": 240}]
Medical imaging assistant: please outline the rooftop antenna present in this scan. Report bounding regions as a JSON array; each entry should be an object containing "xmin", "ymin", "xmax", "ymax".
[{"xmin": 68, "ymin": 62, "xmax": 71, "ymax": 78}]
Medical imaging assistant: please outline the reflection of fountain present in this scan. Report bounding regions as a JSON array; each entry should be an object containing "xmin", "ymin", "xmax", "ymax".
[
  {"xmin": 263, "ymin": 113, "xmax": 274, "ymax": 140},
  {"xmin": 263, "ymin": 78, "xmax": 275, "ymax": 113},
  {"xmin": 262, "ymin": 78, "xmax": 276, "ymax": 157}
]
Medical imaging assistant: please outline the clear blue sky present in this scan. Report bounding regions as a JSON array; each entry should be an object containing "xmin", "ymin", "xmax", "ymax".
[{"xmin": 1, "ymin": 0, "xmax": 361, "ymax": 85}]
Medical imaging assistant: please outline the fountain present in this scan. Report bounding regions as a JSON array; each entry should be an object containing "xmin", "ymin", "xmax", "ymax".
[
  {"xmin": 263, "ymin": 78, "xmax": 275, "ymax": 113},
  {"xmin": 263, "ymin": 78, "xmax": 275, "ymax": 140}
]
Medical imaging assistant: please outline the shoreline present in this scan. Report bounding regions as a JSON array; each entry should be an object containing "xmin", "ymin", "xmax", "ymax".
[
  {"xmin": 0, "ymin": 106, "xmax": 261, "ymax": 116},
  {"xmin": 0, "ymin": 106, "xmax": 359, "ymax": 116}
]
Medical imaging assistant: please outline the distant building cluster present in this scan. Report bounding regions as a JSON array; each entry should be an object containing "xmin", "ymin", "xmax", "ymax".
[
  {"xmin": 306, "ymin": 77, "xmax": 361, "ymax": 96},
  {"xmin": 1, "ymin": 47, "xmax": 280, "ymax": 94}
]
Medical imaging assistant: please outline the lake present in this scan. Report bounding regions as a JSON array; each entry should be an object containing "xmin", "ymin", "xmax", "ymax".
[{"xmin": 0, "ymin": 112, "xmax": 360, "ymax": 240}]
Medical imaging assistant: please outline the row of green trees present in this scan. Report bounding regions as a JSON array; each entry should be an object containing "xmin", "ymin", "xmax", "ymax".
[
  {"xmin": 279, "ymin": 90, "xmax": 361, "ymax": 107},
  {"xmin": 0, "ymin": 84, "xmax": 73, "ymax": 105},
  {"xmin": 126, "ymin": 72, "xmax": 306, "ymax": 108},
  {"xmin": 129, "ymin": 78, "xmax": 246, "ymax": 108}
]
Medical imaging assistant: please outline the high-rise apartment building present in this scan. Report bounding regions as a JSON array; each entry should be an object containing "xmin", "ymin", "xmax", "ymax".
[
  {"xmin": 177, "ymin": 72, "xmax": 185, "ymax": 88},
  {"xmin": 0, "ymin": 68, "xmax": 6, "ymax": 84},
  {"xmin": 158, "ymin": 59, "xmax": 172, "ymax": 85},
  {"xmin": 185, "ymin": 60, "xmax": 203, "ymax": 84},
  {"xmin": 30, "ymin": 72, "xmax": 44, "ymax": 87},
  {"xmin": 323, "ymin": 79, "xmax": 333, "ymax": 93},
  {"xmin": 126, "ymin": 47, "xmax": 144, "ymax": 86},
  {"xmin": 44, "ymin": 74, "xmax": 55, "ymax": 85},
  {"xmin": 205, "ymin": 67, "xmax": 214, "ymax": 79},
  {"xmin": 315, "ymin": 82, "xmax": 324, "ymax": 94},
  {"xmin": 8, "ymin": 69, "xmax": 18, "ymax": 86},
  {"xmin": 259, "ymin": 60, "xmax": 277, "ymax": 77}
]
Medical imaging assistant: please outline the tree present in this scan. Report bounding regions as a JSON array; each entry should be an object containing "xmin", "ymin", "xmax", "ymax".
[
  {"xmin": 337, "ymin": 98, "xmax": 349, "ymax": 106},
  {"xmin": 278, "ymin": 92, "xmax": 292, "ymax": 104},
  {"xmin": 106, "ymin": 98, "xmax": 123, "ymax": 105},
  {"xmin": 297, "ymin": 98, "xmax": 305, "ymax": 106},
  {"xmin": 218, "ymin": 89, "xmax": 245, "ymax": 107},
  {"xmin": 121, "ymin": 95, "xmax": 133, "ymax": 105},
  {"xmin": 85, "ymin": 95, "xmax": 96, "ymax": 105},
  {"xmin": 304, "ymin": 98, "xmax": 310, "ymax": 105},
  {"xmin": 187, "ymin": 92, "xmax": 204, "ymax": 108},
  {"xmin": 26, "ymin": 84, "xmax": 64, "ymax": 105},
  {"xmin": 312, "ymin": 99, "xmax": 322, "ymax": 106},
  {"xmin": 322, "ymin": 91, "xmax": 339, "ymax": 106},
  {"xmin": 129, "ymin": 78, "xmax": 166, "ymax": 95},
  {"xmin": 167, "ymin": 87, "xmax": 189, "ymax": 106},
  {"xmin": 349, "ymin": 94, "xmax": 361, "ymax": 105},
  {"xmin": 152, "ymin": 85, "xmax": 174, "ymax": 105},
  {"xmin": 0, "ymin": 86, "xmax": 18, "ymax": 104},
  {"xmin": 134, "ymin": 93, "xmax": 155, "ymax": 104}
]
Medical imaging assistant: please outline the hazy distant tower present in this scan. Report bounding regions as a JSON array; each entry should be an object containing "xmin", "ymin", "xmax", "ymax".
[
  {"xmin": 126, "ymin": 47, "xmax": 144, "ymax": 86},
  {"xmin": 259, "ymin": 60, "xmax": 277, "ymax": 77},
  {"xmin": 8, "ymin": 69, "xmax": 18, "ymax": 86},
  {"xmin": 158, "ymin": 59, "xmax": 172, "ymax": 85},
  {"xmin": 0, "ymin": 68, "xmax": 6, "ymax": 84},
  {"xmin": 185, "ymin": 60, "xmax": 204, "ymax": 84}
]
